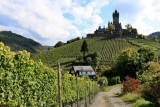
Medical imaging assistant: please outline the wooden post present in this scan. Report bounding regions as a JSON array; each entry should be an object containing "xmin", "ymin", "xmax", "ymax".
[
  {"xmin": 84, "ymin": 77, "xmax": 87, "ymax": 107},
  {"xmin": 93, "ymin": 81, "xmax": 95, "ymax": 97},
  {"xmin": 58, "ymin": 63, "xmax": 62, "ymax": 107},
  {"xmin": 89, "ymin": 80, "xmax": 91, "ymax": 104},
  {"xmin": 76, "ymin": 72, "xmax": 79, "ymax": 107},
  {"xmin": 92, "ymin": 80, "xmax": 94, "ymax": 100}
]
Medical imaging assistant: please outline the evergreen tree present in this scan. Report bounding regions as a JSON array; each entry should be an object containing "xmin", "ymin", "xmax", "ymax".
[{"xmin": 81, "ymin": 40, "xmax": 88, "ymax": 61}]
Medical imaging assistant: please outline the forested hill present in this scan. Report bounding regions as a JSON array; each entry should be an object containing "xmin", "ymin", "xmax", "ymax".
[
  {"xmin": 148, "ymin": 31, "xmax": 160, "ymax": 39},
  {"xmin": 0, "ymin": 31, "xmax": 44, "ymax": 53}
]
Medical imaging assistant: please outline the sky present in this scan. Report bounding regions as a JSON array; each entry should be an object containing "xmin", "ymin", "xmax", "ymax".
[{"xmin": 0, "ymin": 0, "xmax": 160, "ymax": 46}]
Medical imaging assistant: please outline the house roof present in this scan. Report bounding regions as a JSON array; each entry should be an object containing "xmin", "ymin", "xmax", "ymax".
[{"xmin": 73, "ymin": 66, "xmax": 94, "ymax": 72}]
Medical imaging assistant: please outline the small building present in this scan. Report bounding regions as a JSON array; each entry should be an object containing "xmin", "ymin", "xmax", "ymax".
[{"xmin": 71, "ymin": 66, "xmax": 96, "ymax": 79}]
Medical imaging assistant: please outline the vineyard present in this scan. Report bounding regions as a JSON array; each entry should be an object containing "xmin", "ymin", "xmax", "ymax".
[
  {"xmin": 127, "ymin": 38, "xmax": 160, "ymax": 56},
  {"xmin": 0, "ymin": 42, "xmax": 99, "ymax": 107},
  {"xmin": 33, "ymin": 38, "xmax": 135, "ymax": 68}
]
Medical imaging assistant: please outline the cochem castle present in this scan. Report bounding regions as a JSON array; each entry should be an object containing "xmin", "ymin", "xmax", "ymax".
[{"xmin": 87, "ymin": 10, "xmax": 137, "ymax": 38}]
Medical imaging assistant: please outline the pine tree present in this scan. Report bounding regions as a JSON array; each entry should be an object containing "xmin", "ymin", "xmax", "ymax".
[{"xmin": 81, "ymin": 40, "xmax": 88, "ymax": 61}]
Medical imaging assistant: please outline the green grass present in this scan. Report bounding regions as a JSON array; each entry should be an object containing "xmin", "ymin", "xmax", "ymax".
[
  {"xmin": 33, "ymin": 38, "xmax": 135, "ymax": 69},
  {"xmin": 116, "ymin": 93, "xmax": 154, "ymax": 107},
  {"xmin": 133, "ymin": 99, "xmax": 154, "ymax": 107}
]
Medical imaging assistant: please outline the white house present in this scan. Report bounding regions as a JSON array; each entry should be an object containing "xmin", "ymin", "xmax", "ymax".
[{"xmin": 72, "ymin": 66, "xmax": 96, "ymax": 78}]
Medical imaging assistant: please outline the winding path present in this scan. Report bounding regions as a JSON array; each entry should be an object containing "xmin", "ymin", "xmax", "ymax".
[{"xmin": 89, "ymin": 85, "xmax": 131, "ymax": 107}]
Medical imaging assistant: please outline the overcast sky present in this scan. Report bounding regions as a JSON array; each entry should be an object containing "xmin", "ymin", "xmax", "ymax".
[{"xmin": 0, "ymin": 0, "xmax": 160, "ymax": 45}]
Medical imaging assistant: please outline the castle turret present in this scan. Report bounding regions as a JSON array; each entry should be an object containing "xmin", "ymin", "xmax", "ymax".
[{"xmin": 113, "ymin": 10, "xmax": 119, "ymax": 24}]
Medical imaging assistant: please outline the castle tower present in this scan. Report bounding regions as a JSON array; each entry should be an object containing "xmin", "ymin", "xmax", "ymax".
[
  {"xmin": 112, "ymin": 10, "xmax": 122, "ymax": 38},
  {"xmin": 112, "ymin": 10, "xmax": 119, "ymax": 24}
]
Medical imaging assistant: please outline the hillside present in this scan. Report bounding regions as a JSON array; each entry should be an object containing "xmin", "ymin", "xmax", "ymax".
[
  {"xmin": 128, "ymin": 38, "xmax": 160, "ymax": 56},
  {"xmin": 32, "ymin": 38, "xmax": 135, "ymax": 69},
  {"xmin": 147, "ymin": 31, "xmax": 160, "ymax": 39},
  {"xmin": 0, "ymin": 31, "xmax": 44, "ymax": 53}
]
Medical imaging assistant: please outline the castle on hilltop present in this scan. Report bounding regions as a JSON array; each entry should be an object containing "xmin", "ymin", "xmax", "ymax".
[{"xmin": 87, "ymin": 10, "xmax": 136, "ymax": 38}]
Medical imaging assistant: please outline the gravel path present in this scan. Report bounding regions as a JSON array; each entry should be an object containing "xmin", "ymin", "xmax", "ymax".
[{"xmin": 89, "ymin": 85, "xmax": 131, "ymax": 107}]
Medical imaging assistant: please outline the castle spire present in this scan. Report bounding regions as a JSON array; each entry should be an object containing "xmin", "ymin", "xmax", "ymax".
[
  {"xmin": 113, "ymin": 10, "xmax": 119, "ymax": 24},
  {"xmin": 113, "ymin": 10, "xmax": 119, "ymax": 18}
]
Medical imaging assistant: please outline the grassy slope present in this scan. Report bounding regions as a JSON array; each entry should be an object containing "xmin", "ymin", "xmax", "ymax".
[
  {"xmin": 33, "ymin": 38, "xmax": 135, "ymax": 69},
  {"xmin": 128, "ymin": 38, "xmax": 160, "ymax": 56},
  {"xmin": 0, "ymin": 31, "xmax": 44, "ymax": 53}
]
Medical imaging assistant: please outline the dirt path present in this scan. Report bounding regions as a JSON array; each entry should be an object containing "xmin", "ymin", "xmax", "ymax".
[{"xmin": 89, "ymin": 85, "xmax": 131, "ymax": 107}]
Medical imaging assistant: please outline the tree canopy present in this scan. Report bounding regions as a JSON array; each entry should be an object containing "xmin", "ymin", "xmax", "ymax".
[
  {"xmin": 108, "ymin": 23, "xmax": 115, "ymax": 35},
  {"xmin": 54, "ymin": 41, "xmax": 64, "ymax": 48},
  {"xmin": 114, "ymin": 47, "xmax": 155, "ymax": 80},
  {"xmin": 151, "ymin": 35, "xmax": 158, "ymax": 42}
]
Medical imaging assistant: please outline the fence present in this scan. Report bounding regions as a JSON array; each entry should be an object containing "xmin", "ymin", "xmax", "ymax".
[{"xmin": 57, "ymin": 63, "xmax": 99, "ymax": 107}]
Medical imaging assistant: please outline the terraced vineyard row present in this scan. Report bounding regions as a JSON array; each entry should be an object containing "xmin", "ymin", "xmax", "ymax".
[
  {"xmin": 33, "ymin": 38, "xmax": 106, "ymax": 67},
  {"xmin": 101, "ymin": 39, "xmax": 133, "ymax": 60},
  {"xmin": 33, "ymin": 38, "xmax": 136, "ymax": 68},
  {"xmin": 100, "ymin": 39, "xmax": 134, "ymax": 65}
]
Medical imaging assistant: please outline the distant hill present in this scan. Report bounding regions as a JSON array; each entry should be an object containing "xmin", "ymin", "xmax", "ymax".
[
  {"xmin": 147, "ymin": 31, "xmax": 160, "ymax": 39},
  {"xmin": 32, "ymin": 38, "xmax": 136, "ymax": 69},
  {"xmin": 0, "ymin": 31, "xmax": 44, "ymax": 53}
]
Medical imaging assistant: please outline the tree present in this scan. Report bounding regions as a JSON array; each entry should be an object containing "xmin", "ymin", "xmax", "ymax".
[
  {"xmin": 54, "ymin": 41, "xmax": 64, "ymax": 48},
  {"xmin": 115, "ymin": 48, "xmax": 139, "ymax": 80},
  {"xmin": 125, "ymin": 24, "xmax": 132, "ymax": 32},
  {"xmin": 114, "ymin": 47, "xmax": 155, "ymax": 80},
  {"xmin": 81, "ymin": 40, "xmax": 88, "ymax": 61},
  {"xmin": 151, "ymin": 35, "xmax": 158, "ymax": 42},
  {"xmin": 131, "ymin": 28, "xmax": 138, "ymax": 37},
  {"xmin": 125, "ymin": 24, "xmax": 138, "ymax": 37},
  {"xmin": 138, "ymin": 47, "xmax": 155, "ymax": 63},
  {"xmin": 137, "ymin": 34, "xmax": 145, "ymax": 39},
  {"xmin": 92, "ymin": 52, "xmax": 100, "ymax": 69},
  {"xmin": 108, "ymin": 23, "xmax": 115, "ymax": 35}
]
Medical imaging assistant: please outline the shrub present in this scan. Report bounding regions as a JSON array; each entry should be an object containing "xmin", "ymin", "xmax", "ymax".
[
  {"xmin": 97, "ymin": 76, "xmax": 108, "ymax": 86},
  {"xmin": 123, "ymin": 76, "xmax": 141, "ymax": 93},
  {"xmin": 141, "ymin": 80, "xmax": 160, "ymax": 104},
  {"xmin": 137, "ymin": 61, "xmax": 160, "ymax": 83},
  {"xmin": 133, "ymin": 99, "xmax": 154, "ymax": 107},
  {"xmin": 67, "ymin": 37, "xmax": 80, "ymax": 44},
  {"xmin": 109, "ymin": 76, "xmax": 121, "ymax": 85},
  {"xmin": 121, "ymin": 93, "xmax": 140, "ymax": 103}
]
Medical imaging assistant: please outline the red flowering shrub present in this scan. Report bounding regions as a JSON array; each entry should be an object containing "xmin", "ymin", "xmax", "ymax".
[{"xmin": 123, "ymin": 76, "xmax": 141, "ymax": 93}]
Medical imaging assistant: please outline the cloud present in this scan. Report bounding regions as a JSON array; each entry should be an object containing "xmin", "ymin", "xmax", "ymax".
[
  {"xmin": 0, "ymin": 0, "xmax": 109, "ymax": 45},
  {"xmin": 113, "ymin": 0, "xmax": 160, "ymax": 35},
  {"xmin": 1, "ymin": 0, "xmax": 159, "ymax": 46}
]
